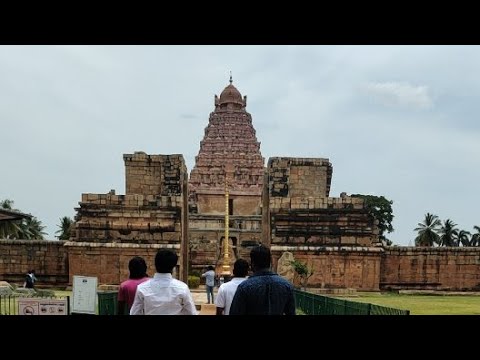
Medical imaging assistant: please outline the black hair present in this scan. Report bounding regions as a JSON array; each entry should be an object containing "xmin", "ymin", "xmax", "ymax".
[
  {"xmin": 155, "ymin": 249, "xmax": 178, "ymax": 273},
  {"xmin": 128, "ymin": 257, "xmax": 148, "ymax": 279},
  {"xmin": 250, "ymin": 245, "xmax": 271, "ymax": 270},
  {"xmin": 233, "ymin": 259, "xmax": 249, "ymax": 277},
  {"xmin": 207, "ymin": 265, "xmax": 214, "ymax": 271}
]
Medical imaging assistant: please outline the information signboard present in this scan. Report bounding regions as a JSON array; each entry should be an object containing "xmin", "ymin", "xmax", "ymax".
[
  {"xmin": 18, "ymin": 298, "xmax": 68, "ymax": 315},
  {"xmin": 72, "ymin": 275, "xmax": 98, "ymax": 314}
]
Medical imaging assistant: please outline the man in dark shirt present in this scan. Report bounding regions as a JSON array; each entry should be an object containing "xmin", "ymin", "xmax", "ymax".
[{"xmin": 229, "ymin": 245, "xmax": 296, "ymax": 315}]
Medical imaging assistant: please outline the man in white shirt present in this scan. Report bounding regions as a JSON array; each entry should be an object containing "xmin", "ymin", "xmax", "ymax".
[
  {"xmin": 215, "ymin": 259, "xmax": 249, "ymax": 315},
  {"xmin": 130, "ymin": 249, "xmax": 197, "ymax": 315}
]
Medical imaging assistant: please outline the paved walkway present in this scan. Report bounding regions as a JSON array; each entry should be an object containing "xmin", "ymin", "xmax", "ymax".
[{"xmin": 191, "ymin": 287, "xmax": 218, "ymax": 315}]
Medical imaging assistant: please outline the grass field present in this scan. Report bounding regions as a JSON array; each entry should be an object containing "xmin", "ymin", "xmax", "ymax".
[{"xmin": 343, "ymin": 292, "xmax": 480, "ymax": 315}]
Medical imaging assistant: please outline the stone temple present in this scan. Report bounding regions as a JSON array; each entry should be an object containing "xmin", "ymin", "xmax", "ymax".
[
  {"xmin": 68, "ymin": 78, "xmax": 378, "ymax": 285},
  {"xmin": 2, "ymin": 79, "xmax": 479, "ymax": 292}
]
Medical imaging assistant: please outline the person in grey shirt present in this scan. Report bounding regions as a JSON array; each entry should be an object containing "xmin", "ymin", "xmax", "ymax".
[{"xmin": 202, "ymin": 265, "xmax": 216, "ymax": 304}]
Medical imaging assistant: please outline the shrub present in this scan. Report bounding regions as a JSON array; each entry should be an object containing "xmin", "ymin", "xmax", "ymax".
[
  {"xmin": 290, "ymin": 260, "xmax": 314, "ymax": 291},
  {"xmin": 188, "ymin": 276, "xmax": 200, "ymax": 289},
  {"xmin": 189, "ymin": 270, "xmax": 201, "ymax": 278},
  {"xmin": 34, "ymin": 289, "xmax": 56, "ymax": 297}
]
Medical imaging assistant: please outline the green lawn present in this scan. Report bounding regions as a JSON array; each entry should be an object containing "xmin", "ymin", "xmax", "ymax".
[{"xmin": 342, "ymin": 293, "xmax": 480, "ymax": 315}]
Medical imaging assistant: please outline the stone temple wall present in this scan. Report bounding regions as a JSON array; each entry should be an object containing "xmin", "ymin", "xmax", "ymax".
[
  {"xmin": 70, "ymin": 152, "xmax": 189, "ymax": 282},
  {"xmin": 381, "ymin": 247, "xmax": 480, "ymax": 291},
  {"xmin": 64, "ymin": 242, "xmax": 181, "ymax": 285},
  {"xmin": 72, "ymin": 152, "xmax": 187, "ymax": 245},
  {"xmin": 272, "ymin": 245, "xmax": 382, "ymax": 290},
  {"xmin": 72, "ymin": 192, "xmax": 184, "ymax": 244},
  {"xmin": 265, "ymin": 157, "xmax": 378, "ymax": 247}
]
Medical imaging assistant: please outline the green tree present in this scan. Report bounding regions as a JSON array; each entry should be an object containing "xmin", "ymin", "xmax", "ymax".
[
  {"xmin": 414, "ymin": 213, "xmax": 441, "ymax": 247},
  {"xmin": 439, "ymin": 219, "xmax": 458, "ymax": 247},
  {"xmin": 55, "ymin": 216, "xmax": 73, "ymax": 240},
  {"xmin": 351, "ymin": 194, "xmax": 394, "ymax": 245},
  {"xmin": 1, "ymin": 199, "xmax": 14, "ymax": 210}
]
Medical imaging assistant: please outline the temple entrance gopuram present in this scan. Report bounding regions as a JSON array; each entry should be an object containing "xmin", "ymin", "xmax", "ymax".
[{"xmin": 188, "ymin": 77, "xmax": 264, "ymax": 274}]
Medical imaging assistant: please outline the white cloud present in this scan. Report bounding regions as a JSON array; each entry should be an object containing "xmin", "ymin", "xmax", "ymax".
[{"xmin": 363, "ymin": 81, "xmax": 433, "ymax": 109}]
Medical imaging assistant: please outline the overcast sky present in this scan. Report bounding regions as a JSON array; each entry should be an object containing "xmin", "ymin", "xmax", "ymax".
[{"xmin": 1, "ymin": 45, "xmax": 479, "ymax": 245}]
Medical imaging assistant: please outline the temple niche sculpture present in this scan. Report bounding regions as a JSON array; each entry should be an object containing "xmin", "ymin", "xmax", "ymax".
[{"xmin": 277, "ymin": 251, "xmax": 295, "ymax": 282}]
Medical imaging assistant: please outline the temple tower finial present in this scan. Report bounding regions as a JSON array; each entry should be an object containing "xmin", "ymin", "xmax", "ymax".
[{"xmin": 229, "ymin": 71, "xmax": 233, "ymax": 84}]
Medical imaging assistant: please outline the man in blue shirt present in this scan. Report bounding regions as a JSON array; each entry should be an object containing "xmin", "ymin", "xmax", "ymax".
[{"xmin": 229, "ymin": 245, "xmax": 295, "ymax": 315}]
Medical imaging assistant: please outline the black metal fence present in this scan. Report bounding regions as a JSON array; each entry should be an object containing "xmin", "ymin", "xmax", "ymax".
[{"xmin": 294, "ymin": 290, "xmax": 409, "ymax": 315}]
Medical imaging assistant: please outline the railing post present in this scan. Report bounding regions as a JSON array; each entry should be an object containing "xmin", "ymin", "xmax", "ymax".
[{"xmin": 310, "ymin": 295, "xmax": 316, "ymax": 315}]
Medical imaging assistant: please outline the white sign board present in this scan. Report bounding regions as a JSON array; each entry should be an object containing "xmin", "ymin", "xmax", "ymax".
[
  {"xmin": 72, "ymin": 275, "xmax": 97, "ymax": 314},
  {"xmin": 18, "ymin": 298, "xmax": 68, "ymax": 315}
]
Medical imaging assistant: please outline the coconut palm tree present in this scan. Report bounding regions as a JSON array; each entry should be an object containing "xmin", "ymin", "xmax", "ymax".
[
  {"xmin": 0, "ymin": 199, "xmax": 46, "ymax": 240},
  {"xmin": 439, "ymin": 219, "xmax": 459, "ymax": 247},
  {"xmin": 471, "ymin": 226, "xmax": 480, "ymax": 246},
  {"xmin": 414, "ymin": 213, "xmax": 441, "ymax": 247},
  {"xmin": 55, "ymin": 216, "xmax": 73, "ymax": 240},
  {"xmin": 17, "ymin": 217, "xmax": 47, "ymax": 239},
  {"xmin": 457, "ymin": 230, "xmax": 471, "ymax": 247},
  {"xmin": 0, "ymin": 199, "xmax": 22, "ymax": 239}
]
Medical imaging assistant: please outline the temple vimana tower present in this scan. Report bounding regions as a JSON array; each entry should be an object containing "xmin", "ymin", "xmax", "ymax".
[{"xmin": 70, "ymin": 78, "xmax": 379, "ymax": 286}]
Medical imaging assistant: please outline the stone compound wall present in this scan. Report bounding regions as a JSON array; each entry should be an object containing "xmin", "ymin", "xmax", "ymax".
[
  {"xmin": 265, "ymin": 157, "xmax": 378, "ymax": 247},
  {"xmin": 381, "ymin": 247, "xmax": 480, "ymax": 291},
  {"xmin": 65, "ymin": 242, "xmax": 181, "ymax": 285},
  {"xmin": 0, "ymin": 240, "xmax": 69, "ymax": 286},
  {"xmin": 2, "ymin": 241, "xmax": 480, "ymax": 290},
  {"xmin": 272, "ymin": 246, "xmax": 383, "ymax": 290}
]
